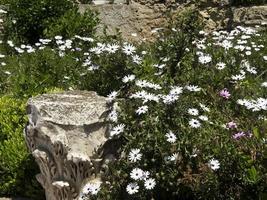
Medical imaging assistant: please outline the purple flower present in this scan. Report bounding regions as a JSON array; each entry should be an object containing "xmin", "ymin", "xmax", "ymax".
[
  {"xmin": 219, "ymin": 88, "xmax": 231, "ymax": 99},
  {"xmin": 227, "ymin": 121, "xmax": 237, "ymax": 129},
  {"xmin": 233, "ymin": 132, "xmax": 245, "ymax": 140}
]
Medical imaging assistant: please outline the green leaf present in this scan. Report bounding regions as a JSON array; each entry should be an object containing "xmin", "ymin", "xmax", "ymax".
[
  {"xmin": 253, "ymin": 127, "xmax": 260, "ymax": 139},
  {"xmin": 246, "ymin": 166, "xmax": 260, "ymax": 183}
]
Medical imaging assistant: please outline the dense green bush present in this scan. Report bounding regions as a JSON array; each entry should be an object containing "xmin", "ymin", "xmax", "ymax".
[
  {"xmin": 2, "ymin": 0, "xmax": 76, "ymax": 43},
  {"xmin": 44, "ymin": 8, "xmax": 99, "ymax": 39},
  {"xmin": 0, "ymin": 96, "xmax": 44, "ymax": 199},
  {"xmin": 2, "ymin": 47, "xmax": 81, "ymax": 97}
]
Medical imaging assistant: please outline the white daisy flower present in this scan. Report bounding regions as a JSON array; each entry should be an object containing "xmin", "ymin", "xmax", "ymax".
[
  {"xmin": 130, "ymin": 168, "xmax": 144, "ymax": 180},
  {"xmin": 108, "ymin": 110, "xmax": 118, "ymax": 122},
  {"xmin": 135, "ymin": 80, "xmax": 161, "ymax": 90},
  {"xmin": 189, "ymin": 119, "xmax": 201, "ymax": 128},
  {"xmin": 128, "ymin": 149, "xmax": 142, "ymax": 163},
  {"xmin": 198, "ymin": 54, "xmax": 212, "ymax": 64},
  {"xmin": 82, "ymin": 181, "xmax": 101, "ymax": 195},
  {"xmin": 261, "ymin": 82, "xmax": 267, "ymax": 87},
  {"xmin": 186, "ymin": 85, "xmax": 201, "ymax": 92},
  {"xmin": 136, "ymin": 105, "xmax": 148, "ymax": 115},
  {"xmin": 198, "ymin": 115, "xmax": 208, "ymax": 121},
  {"xmin": 130, "ymin": 91, "xmax": 147, "ymax": 99},
  {"xmin": 143, "ymin": 93, "xmax": 160, "ymax": 103},
  {"xmin": 126, "ymin": 182, "xmax": 139, "ymax": 195},
  {"xmin": 110, "ymin": 124, "xmax": 125, "ymax": 137},
  {"xmin": 144, "ymin": 178, "xmax": 156, "ymax": 190},
  {"xmin": 106, "ymin": 43, "xmax": 120, "ymax": 53},
  {"xmin": 161, "ymin": 94, "xmax": 179, "ymax": 104},
  {"xmin": 107, "ymin": 91, "xmax": 118, "ymax": 102},
  {"xmin": 221, "ymin": 40, "xmax": 233, "ymax": 50},
  {"xmin": 209, "ymin": 159, "xmax": 220, "ymax": 170},
  {"xmin": 231, "ymin": 74, "xmax": 245, "ymax": 81},
  {"xmin": 132, "ymin": 55, "xmax": 142, "ymax": 64},
  {"xmin": 122, "ymin": 74, "xmax": 135, "ymax": 83},
  {"xmin": 216, "ymin": 62, "xmax": 226, "ymax": 70},
  {"xmin": 167, "ymin": 153, "xmax": 178, "ymax": 161},
  {"xmin": 169, "ymin": 86, "xmax": 183, "ymax": 95},
  {"xmin": 122, "ymin": 44, "xmax": 136, "ymax": 55},
  {"xmin": 165, "ymin": 131, "xmax": 177, "ymax": 143},
  {"xmin": 246, "ymin": 66, "xmax": 257, "ymax": 74},
  {"xmin": 55, "ymin": 35, "xmax": 63, "ymax": 40},
  {"xmin": 188, "ymin": 108, "xmax": 199, "ymax": 116}
]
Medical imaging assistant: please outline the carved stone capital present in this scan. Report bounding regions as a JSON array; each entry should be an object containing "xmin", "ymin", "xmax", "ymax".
[{"xmin": 24, "ymin": 91, "xmax": 114, "ymax": 200}]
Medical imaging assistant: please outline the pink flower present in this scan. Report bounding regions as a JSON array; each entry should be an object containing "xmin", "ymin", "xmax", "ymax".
[
  {"xmin": 219, "ymin": 88, "xmax": 231, "ymax": 99},
  {"xmin": 227, "ymin": 121, "xmax": 237, "ymax": 129},
  {"xmin": 233, "ymin": 132, "xmax": 245, "ymax": 140}
]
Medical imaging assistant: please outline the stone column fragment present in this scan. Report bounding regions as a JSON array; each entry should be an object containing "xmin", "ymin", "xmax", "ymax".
[{"xmin": 24, "ymin": 91, "xmax": 113, "ymax": 200}]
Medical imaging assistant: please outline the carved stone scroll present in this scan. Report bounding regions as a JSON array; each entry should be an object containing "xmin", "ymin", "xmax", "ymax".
[{"xmin": 24, "ymin": 91, "xmax": 114, "ymax": 200}]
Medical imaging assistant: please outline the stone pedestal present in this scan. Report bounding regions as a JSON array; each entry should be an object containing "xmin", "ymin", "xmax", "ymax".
[{"xmin": 24, "ymin": 91, "xmax": 114, "ymax": 200}]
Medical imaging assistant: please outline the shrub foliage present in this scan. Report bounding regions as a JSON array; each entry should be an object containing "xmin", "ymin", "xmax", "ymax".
[{"xmin": 0, "ymin": 96, "xmax": 44, "ymax": 198}]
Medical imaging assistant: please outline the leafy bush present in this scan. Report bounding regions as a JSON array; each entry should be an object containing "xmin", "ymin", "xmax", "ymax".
[
  {"xmin": 0, "ymin": 96, "xmax": 44, "ymax": 199},
  {"xmin": 0, "ymin": 34, "xmax": 138, "ymax": 97},
  {"xmin": 44, "ymin": 8, "xmax": 99, "ymax": 39},
  {"xmin": 93, "ymin": 27, "xmax": 267, "ymax": 199},
  {"xmin": 2, "ymin": 46, "xmax": 82, "ymax": 97},
  {"xmin": 2, "ymin": 0, "xmax": 76, "ymax": 43}
]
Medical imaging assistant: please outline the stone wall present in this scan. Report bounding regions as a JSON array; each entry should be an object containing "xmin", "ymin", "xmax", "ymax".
[{"xmin": 79, "ymin": 0, "xmax": 267, "ymax": 41}]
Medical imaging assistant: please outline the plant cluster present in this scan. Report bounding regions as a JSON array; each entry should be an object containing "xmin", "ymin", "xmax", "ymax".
[
  {"xmin": 77, "ymin": 25, "xmax": 266, "ymax": 199},
  {"xmin": 1, "ymin": 0, "xmax": 98, "ymax": 44},
  {"xmin": 0, "ymin": 96, "xmax": 44, "ymax": 198}
]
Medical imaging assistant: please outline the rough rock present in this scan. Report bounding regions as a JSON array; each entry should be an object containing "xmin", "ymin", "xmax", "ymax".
[
  {"xmin": 233, "ymin": 6, "xmax": 267, "ymax": 26},
  {"xmin": 79, "ymin": 1, "xmax": 267, "ymax": 41},
  {"xmin": 80, "ymin": 2, "xmax": 166, "ymax": 42},
  {"xmin": 24, "ymin": 91, "xmax": 116, "ymax": 200}
]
